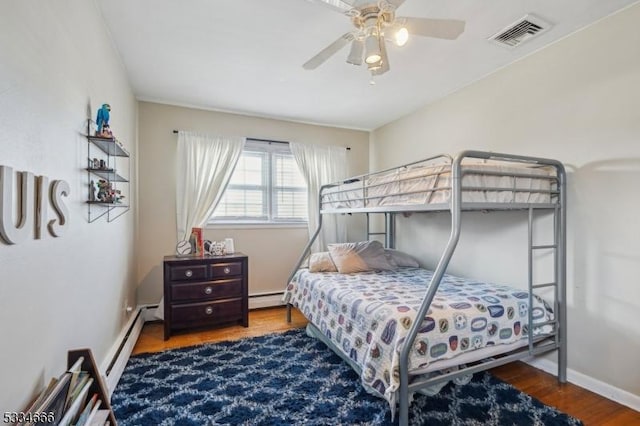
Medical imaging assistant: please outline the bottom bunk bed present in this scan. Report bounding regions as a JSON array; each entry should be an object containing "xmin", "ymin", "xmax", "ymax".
[{"xmin": 283, "ymin": 258, "xmax": 557, "ymax": 419}]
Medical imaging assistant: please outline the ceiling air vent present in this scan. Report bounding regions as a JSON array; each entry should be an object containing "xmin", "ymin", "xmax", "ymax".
[{"xmin": 489, "ymin": 14, "xmax": 552, "ymax": 48}]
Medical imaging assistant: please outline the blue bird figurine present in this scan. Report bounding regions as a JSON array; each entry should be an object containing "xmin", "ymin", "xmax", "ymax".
[{"xmin": 96, "ymin": 103, "xmax": 111, "ymax": 136}]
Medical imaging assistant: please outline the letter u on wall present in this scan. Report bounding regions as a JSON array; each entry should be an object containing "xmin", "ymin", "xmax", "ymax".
[{"xmin": 0, "ymin": 166, "xmax": 33, "ymax": 244}]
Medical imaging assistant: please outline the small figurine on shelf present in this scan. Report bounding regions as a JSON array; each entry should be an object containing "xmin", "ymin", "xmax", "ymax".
[
  {"xmin": 115, "ymin": 192, "xmax": 125, "ymax": 204},
  {"xmin": 96, "ymin": 179, "xmax": 109, "ymax": 202},
  {"xmin": 100, "ymin": 123, "xmax": 113, "ymax": 138},
  {"xmin": 89, "ymin": 180, "xmax": 97, "ymax": 202},
  {"xmin": 95, "ymin": 103, "xmax": 111, "ymax": 137},
  {"xmin": 93, "ymin": 178, "xmax": 125, "ymax": 204}
]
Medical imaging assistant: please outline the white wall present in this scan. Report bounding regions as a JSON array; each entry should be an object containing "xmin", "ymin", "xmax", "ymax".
[
  {"xmin": 137, "ymin": 101, "xmax": 369, "ymax": 305},
  {"xmin": 0, "ymin": 1, "xmax": 137, "ymax": 413},
  {"xmin": 371, "ymin": 4, "xmax": 640, "ymax": 401}
]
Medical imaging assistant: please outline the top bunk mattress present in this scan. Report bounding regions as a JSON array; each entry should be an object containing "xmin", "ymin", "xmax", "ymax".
[{"xmin": 321, "ymin": 160, "xmax": 558, "ymax": 211}]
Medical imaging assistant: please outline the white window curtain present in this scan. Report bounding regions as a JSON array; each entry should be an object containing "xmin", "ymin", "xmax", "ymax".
[
  {"xmin": 176, "ymin": 131, "xmax": 245, "ymax": 241},
  {"xmin": 290, "ymin": 142, "xmax": 348, "ymax": 251}
]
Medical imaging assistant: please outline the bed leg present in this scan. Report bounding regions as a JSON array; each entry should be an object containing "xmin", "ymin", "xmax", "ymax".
[
  {"xmin": 286, "ymin": 304, "xmax": 292, "ymax": 323},
  {"xmin": 558, "ymin": 290, "xmax": 567, "ymax": 383},
  {"xmin": 399, "ymin": 393, "xmax": 409, "ymax": 426},
  {"xmin": 558, "ymin": 339, "xmax": 567, "ymax": 383}
]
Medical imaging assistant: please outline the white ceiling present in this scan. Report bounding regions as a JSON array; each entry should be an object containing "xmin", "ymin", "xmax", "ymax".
[{"xmin": 97, "ymin": 0, "xmax": 638, "ymax": 130}]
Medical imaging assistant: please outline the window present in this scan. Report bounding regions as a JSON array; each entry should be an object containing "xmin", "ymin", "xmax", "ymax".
[{"xmin": 211, "ymin": 140, "xmax": 307, "ymax": 224}]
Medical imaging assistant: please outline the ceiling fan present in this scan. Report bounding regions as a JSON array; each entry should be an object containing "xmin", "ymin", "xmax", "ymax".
[{"xmin": 303, "ymin": 0, "xmax": 465, "ymax": 78}]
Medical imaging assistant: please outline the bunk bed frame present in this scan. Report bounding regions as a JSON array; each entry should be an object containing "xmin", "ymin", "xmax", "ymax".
[{"xmin": 285, "ymin": 150, "xmax": 567, "ymax": 425}]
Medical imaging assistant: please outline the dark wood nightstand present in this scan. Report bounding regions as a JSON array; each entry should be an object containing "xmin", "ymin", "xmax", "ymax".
[{"xmin": 163, "ymin": 253, "xmax": 248, "ymax": 340}]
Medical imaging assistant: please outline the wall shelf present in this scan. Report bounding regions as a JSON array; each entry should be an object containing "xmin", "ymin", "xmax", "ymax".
[
  {"xmin": 85, "ymin": 119, "xmax": 130, "ymax": 223},
  {"xmin": 85, "ymin": 168, "xmax": 128, "ymax": 182},
  {"xmin": 87, "ymin": 135, "xmax": 129, "ymax": 157}
]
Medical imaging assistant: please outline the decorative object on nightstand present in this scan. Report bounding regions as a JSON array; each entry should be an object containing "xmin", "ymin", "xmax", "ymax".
[
  {"xmin": 176, "ymin": 240, "xmax": 192, "ymax": 256},
  {"xmin": 190, "ymin": 227, "xmax": 204, "ymax": 255},
  {"xmin": 210, "ymin": 241, "xmax": 226, "ymax": 256},
  {"xmin": 163, "ymin": 253, "xmax": 249, "ymax": 340},
  {"xmin": 224, "ymin": 237, "xmax": 235, "ymax": 254}
]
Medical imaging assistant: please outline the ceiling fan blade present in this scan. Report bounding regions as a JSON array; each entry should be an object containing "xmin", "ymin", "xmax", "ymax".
[
  {"xmin": 381, "ymin": 0, "xmax": 406, "ymax": 10},
  {"xmin": 372, "ymin": 39, "xmax": 390, "ymax": 76},
  {"xmin": 303, "ymin": 33, "xmax": 355, "ymax": 70},
  {"xmin": 396, "ymin": 17, "xmax": 466, "ymax": 40},
  {"xmin": 306, "ymin": 0, "xmax": 359, "ymax": 16}
]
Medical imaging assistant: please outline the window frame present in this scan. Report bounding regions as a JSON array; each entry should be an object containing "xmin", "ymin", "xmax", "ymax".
[{"xmin": 208, "ymin": 140, "xmax": 308, "ymax": 227}]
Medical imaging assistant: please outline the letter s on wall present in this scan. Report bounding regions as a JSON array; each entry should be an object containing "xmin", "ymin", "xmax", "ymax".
[{"xmin": 48, "ymin": 179, "xmax": 70, "ymax": 237}]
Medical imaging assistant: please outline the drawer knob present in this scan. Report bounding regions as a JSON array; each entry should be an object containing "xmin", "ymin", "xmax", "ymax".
[
  {"xmin": 223, "ymin": 267, "xmax": 231, "ymax": 274},
  {"xmin": 185, "ymin": 269, "xmax": 193, "ymax": 278},
  {"xmin": 204, "ymin": 286, "xmax": 213, "ymax": 295},
  {"xmin": 205, "ymin": 306, "xmax": 213, "ymax": 315}
]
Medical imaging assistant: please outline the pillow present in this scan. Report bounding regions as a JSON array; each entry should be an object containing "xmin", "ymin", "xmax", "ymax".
[
  {"xmin": 328, "ymin": 240, "xmax": 397, "ymax": 274},
  {"xmin": 385, "ymin": 248, "xmax": 419, "ymax": 268},
  {"xmin": 309, "ymin": 252, "xmax": 338, "ymax": 273}
]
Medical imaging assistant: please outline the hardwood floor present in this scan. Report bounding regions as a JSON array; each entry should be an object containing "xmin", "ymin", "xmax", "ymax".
[{"xmin": 133, "ymin": 306, "xmax": 640, "ymax": 426}]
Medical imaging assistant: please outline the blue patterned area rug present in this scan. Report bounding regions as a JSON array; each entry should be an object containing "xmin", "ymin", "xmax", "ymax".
[{"xmin": 112, "ymin": 328, "xmax": 582, "ymax": 426}]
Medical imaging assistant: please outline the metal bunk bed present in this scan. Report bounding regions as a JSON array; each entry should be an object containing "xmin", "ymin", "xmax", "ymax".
[{"xmin": 285, "ymin": 150, "xmax": 567, "ymax": 425}]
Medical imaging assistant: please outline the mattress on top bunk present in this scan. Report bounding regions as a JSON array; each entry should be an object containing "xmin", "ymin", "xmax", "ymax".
[
  {"xmin": 283, "ymin": 267, "xmax": 553, "ymax": 406},
  {"xmin": 321, "ymin": 162, "xmax": 555, "ymax": 209}
]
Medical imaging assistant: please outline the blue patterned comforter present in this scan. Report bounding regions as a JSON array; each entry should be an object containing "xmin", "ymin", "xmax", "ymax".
[{"xmin": 283, "ymin": 267, "xmax": 552, "ymax": 406}]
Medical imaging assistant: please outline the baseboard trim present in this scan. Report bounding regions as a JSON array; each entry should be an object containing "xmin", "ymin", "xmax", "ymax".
[{"xmin": 524, "ymin": 358, "xmax": 640, "ymax": 412}]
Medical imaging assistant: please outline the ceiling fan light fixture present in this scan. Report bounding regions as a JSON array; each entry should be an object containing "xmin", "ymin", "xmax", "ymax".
[
  {"xmin": 364, "ymin": 34, "xmax": 382, "ymax": 64},
  {"xmin": 346, "ymin": 39, "xmax": 364, "ymax": 65},
  {"xmin": 302, "ymin": 1, "xmax": 467, "ymax": 80},
  {"xmin": 393, "ymin": 27, "xmax": 409, "ymax": 47},
  {"xmin": 367, "ymin": 58, "xmax": 382, "ymax": 71}
]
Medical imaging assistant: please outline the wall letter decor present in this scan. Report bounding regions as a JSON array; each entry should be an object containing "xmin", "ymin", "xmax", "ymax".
[
  {"xmin": 0, "ymin": 165, "xmax": 70, "ymax": 244},
  {"xmin": 48, "ymin": 179, "xmax": 70, "ymax": 237}
]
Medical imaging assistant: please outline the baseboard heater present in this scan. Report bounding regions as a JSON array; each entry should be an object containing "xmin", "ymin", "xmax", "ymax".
[
  {"xmin": 103, "ymin": 307, "xmax": 146, "ymax": 396},
  {"xmin": 249, "ymin": 291, "xmax": 285, "ymax": 309}
]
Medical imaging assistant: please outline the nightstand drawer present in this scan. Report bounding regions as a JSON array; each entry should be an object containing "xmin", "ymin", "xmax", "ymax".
[
  {"xmin": 170, "ymin": 278, "xmax": 243, "ymax": 302},
  {"xmin": 210, "ymin": 262, "xmax": 242, "ymax": 278},
  {"xmin": 169, "ymin": 264, "xmax": 207, "ymax": 282},
  {"xmin": 171, "ymin": 299, "xmax": 243, "ymax": 326}
]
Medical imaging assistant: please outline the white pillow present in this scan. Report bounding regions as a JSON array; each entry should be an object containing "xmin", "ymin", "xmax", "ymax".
[
  {"xmin": 309, "ymin": 252, "xmax": 338, "ymax": 272},
  {"xmin": 385, "ymin": 249, "xmax": 419, "ymax": 268},
  {"xmin": 328, "ymin": 240, "xmax": 397, "ymax": 274}
]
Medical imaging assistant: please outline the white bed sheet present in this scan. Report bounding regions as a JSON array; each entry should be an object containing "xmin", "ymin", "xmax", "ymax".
[{"xmin": 322, "ymin": 162, "xmax": 555, "ymax": 209}]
